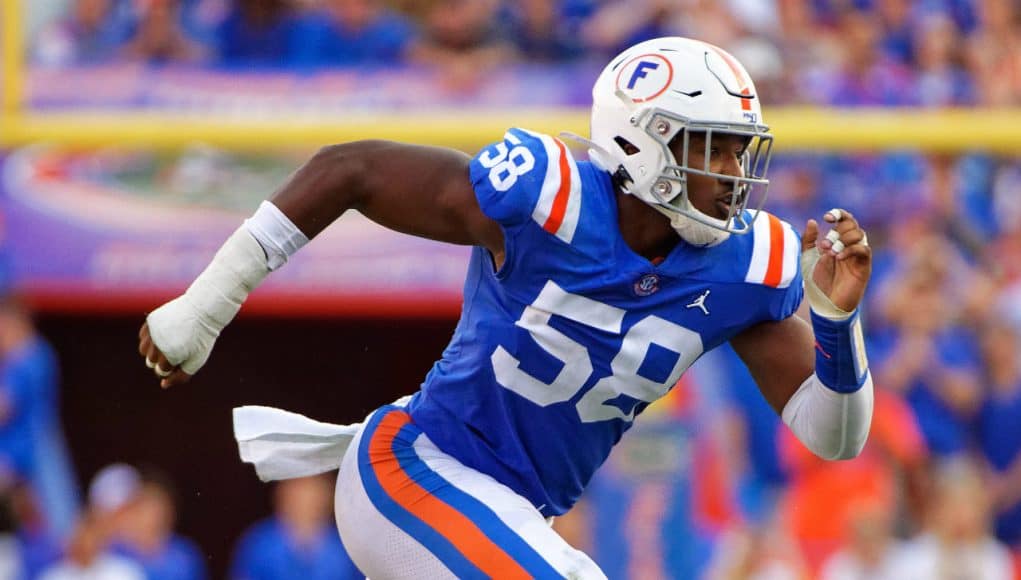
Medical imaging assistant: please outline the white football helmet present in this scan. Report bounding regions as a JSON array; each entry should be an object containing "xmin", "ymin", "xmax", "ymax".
[{"xmin": 587, "ymin": 37, "xmax": 773, "ymax": 246}]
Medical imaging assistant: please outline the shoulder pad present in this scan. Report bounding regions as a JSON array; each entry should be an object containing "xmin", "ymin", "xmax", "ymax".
[{"xmin": 470, "ymin": 128, "xmax": 582, "ymax": 244}]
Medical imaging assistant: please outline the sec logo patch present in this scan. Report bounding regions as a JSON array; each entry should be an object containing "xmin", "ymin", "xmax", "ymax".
[
  {"xmin": 615, "ymin": 54, "xmax": 674, "ymax": 103},
  {"xmin": 633, "ymin": 273, "xmax": 661, "ymax": 297}
]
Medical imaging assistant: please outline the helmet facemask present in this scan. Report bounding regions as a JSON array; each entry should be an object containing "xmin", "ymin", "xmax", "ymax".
[{"xmin": 622, "ymin": 108, "xmax": 774, "ymax": 247}]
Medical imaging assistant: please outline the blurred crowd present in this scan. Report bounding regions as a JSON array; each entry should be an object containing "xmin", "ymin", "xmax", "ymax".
[
  {"xmin": 29, "ymin": 0, "xmax": 1021, "ymax": 106},
  {"xmin": 0, "ymin": 292, "xmax": 361, "ymax": 578},
  {"xmin": 0, "ymin": 459, "xmax": 361, "ymax": 579}
]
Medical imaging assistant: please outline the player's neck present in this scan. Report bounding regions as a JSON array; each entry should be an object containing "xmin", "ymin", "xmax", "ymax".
[{"xmin": 616, "ymin": 190, "xmax": 680, "ymax": 262}]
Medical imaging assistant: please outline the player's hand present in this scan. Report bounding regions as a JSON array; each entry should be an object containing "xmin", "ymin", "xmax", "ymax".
[
  {"xmin": 802, "ymin": 208, "xmax": 872, "ymax": 312},
  {"xmin": 138, "ymin": 321, "xmax": 191, "ymax": 388},
  {"xmin": 138, "ymin": 292, "xmax": 222, "ymax": 389}
]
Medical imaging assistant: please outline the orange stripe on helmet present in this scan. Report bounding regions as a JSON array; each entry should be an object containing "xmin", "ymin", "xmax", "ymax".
[
  {"xmin": 708, "ymin": 45, "xmax": 749, "ymax": 87},
  {"xmin": 708, "ymin": 45, "xmax": 753, "ymax": 111},
  {"xmin": 369, "ymin": 411, "xmax": 532, "ymax": 579},
  {"xmin": 740, "ymin": 88, "xmax": 752, "ymax": 111}
]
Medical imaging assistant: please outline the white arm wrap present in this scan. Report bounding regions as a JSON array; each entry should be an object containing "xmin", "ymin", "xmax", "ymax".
[
  {"xmin": 781, "ymin": 372, "xmax": 874, "ymax": 460},
  {"xmin": 146, "ymin": 226, "xmax": 270, "ymax": 374}
]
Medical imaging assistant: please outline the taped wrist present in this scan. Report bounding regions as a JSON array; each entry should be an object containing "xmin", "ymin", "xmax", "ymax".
[
  {"xmin": 811, "ymin": 308, "xmax": 869, "ymax": 393},
  {"xmin": 801, "ymin": 247, "xmax": 853, "ymax": 320},
  {"xmin": 243, "ymin": 201, "xmax": 308, "ymax": 271},
  {"xmin": 185, "ymin": 226, "xmax": 270, "ymax": 330}
]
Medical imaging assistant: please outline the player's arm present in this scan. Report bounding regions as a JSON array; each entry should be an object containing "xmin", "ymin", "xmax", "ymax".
[
  {"xmin": 731, "ymin": 209, "xmax": 874, "ymax": 460},
  {"xmin": 138, "ymin": 141, "xmax": 502, "ymax": 388},
  {"xmin": 269, "ymin": 141, "xmax": 502, "ymax": 253},
  {"xmin": 729, "ymin": 315, "xmax": 814, "ymax": 414}
]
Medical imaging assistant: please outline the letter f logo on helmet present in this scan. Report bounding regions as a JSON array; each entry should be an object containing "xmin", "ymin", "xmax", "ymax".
[{"xmin": 627, "ymin": 61, "xmax": 660, "ymax": 89}]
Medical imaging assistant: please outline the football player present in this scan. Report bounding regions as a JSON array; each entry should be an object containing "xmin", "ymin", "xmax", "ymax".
[{"xmin": 138, "ymin": 37, "xmax": 874, "ymax": 578}]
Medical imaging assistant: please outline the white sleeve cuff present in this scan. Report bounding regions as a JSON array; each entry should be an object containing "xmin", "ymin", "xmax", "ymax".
[
  {"xmin": 781, "ymin": 372, "xmax": 874, "ymax": 460},
  {"xmin": 243, "ymin": 201, "xmax": 309, "ymax": 270}
]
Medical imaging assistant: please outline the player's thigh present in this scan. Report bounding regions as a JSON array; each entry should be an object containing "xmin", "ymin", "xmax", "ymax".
[
  {"xmin": 334, "ymin": 405, "xmax": 605, "ymax": 580},
  {"xmin": 335, "ymin": 409, "xmax": 451, "ymax": 578}
]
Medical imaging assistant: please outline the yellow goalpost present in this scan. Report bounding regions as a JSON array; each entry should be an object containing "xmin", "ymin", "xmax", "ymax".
[
  {"xmin": 3, "ymin": 0, "xmax": 1021, "ymax": 153},
  {"xmin": 1, "ymin": 0, "xmax": 25, "ymax": 120}
]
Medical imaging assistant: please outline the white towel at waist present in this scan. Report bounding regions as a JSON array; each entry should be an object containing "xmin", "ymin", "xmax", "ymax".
[
  {"xmin": 233, "ymin": 405, "xmax": 362, "ymax": 482},
  {"xmin": 233, "ymin": 396, "xmax": 411, "ymax": 482}
]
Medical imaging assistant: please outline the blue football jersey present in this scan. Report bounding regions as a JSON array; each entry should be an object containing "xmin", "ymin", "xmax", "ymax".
[{"xmin": 406, "ymin": 128, "xmax": 803, "ymax": 517}]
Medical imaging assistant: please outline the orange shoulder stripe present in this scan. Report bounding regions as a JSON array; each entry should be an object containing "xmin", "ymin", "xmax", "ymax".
[
  {"xmin": 763, "ymin": 213, "xmax": 785, "ymax": 288},
  {"xmin": 542, "ymin": 139, "xmax": 572, "ymax": 234}
]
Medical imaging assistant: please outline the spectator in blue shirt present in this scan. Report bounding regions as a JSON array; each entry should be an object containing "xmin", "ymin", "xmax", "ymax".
[
  {"xmin": 291, "ymin": 0, "xmax": 417, "ymax": 68},
  {"xmin": 32, "ymin": 0, "xmax": 134, "ymax": 66},
  {"xmin": 230, "ymin": 475, "xmax": 360, "ymax": 580},
  {"xmin": 111, "ymin": 468, "xmax": 207, "ymax": 580},
  {"xmin": 215, "ymin": 0, "xmax": 299, "ymax": 68},
  {"xmin": 499, "ymin": 0, "xmax": 594, "ymax": 62},
  {"xmin": 9, "ymin": 484, "xmax": 63, "ymax": 579},
  {"xmin": 869, "ymin": 0, "xmax": 916, "ymax": 65},
  {"xmin": 121, "ymin": 0, "xmax": 206, "ymax": 65},
  {"xmin": 0, "ymin": 297, "xmax": 78, "ymax": 540},
  {"xmin": 816, "ymin": 10, "xmax": 916, "ymax": 106},
  {"xmin": 872, "ymin": 236, "xmax": 983, "ymax": 458},
  {"xmin": 977, "ymin": 321, "xmax": 1021, "ymax": 549},
  {"xmin": 39, "ymin": 511, "xmax": 145, "ymax": 580},
  {"xmin": 912, "ymin": 13, "xmax": 976, "ymax": 107}
]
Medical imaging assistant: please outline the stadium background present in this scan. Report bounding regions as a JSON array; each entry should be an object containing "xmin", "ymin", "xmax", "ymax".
[{"xmin": 2, "ymin": 0, "xmax": 1021, "ymax": 578}]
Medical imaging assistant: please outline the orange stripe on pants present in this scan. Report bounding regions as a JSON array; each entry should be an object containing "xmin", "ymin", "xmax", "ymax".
[{"xmin": 368, "ymin": 411, "xmax": 532, "ymax": 579}]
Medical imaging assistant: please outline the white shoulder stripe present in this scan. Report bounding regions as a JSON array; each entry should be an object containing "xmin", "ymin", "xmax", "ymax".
[
  {"xmin": 523, "ymin": 130, "xmax": 581, "ymax": 244},
  {"xmin": 745, "ymin": 212, "xmax": 799, "ymax": 288},
  {"xmin": 745, "ymin": 212, "xmax": 772, "ymax": 284},
  {"xmin": 557, "ymin": 154, "xmax": 582, "ymax": 243},
  {"xmin": 779, "ymin": 221, "xmax": 799, "ymax": 288}
]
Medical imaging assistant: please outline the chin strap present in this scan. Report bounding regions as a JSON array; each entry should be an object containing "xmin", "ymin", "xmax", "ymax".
[{"xmin": 652, "ymin": 203, "xmax": 731, "ymax": 247}]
